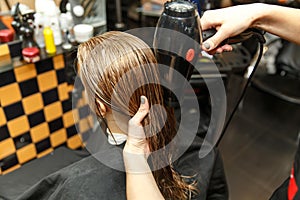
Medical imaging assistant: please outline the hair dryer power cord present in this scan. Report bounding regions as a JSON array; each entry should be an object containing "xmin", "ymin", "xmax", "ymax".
[{"xmin": 216, "ymin": 33, "xmax": 265, "ymax": 146}]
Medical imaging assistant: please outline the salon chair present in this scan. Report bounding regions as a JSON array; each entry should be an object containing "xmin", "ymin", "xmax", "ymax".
[{"xmin": 251, "ymin": 40, "xmax": 300, "ymax": 105}]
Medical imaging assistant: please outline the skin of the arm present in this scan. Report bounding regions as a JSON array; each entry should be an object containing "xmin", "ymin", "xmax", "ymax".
[
  {"xmin": 253, "ymin": 3, "xmax": 300, "ymax": 45},
  {"xmin": 123, "ymin": 96, "xmax": 164, "ymax": 200},
  {"xmin": 200, "ymin": 3, "xmax": 300, "ymax": 53},
  {"xmin": 123, "ymin": 153, "xmax": 164, "ymax": 200}
]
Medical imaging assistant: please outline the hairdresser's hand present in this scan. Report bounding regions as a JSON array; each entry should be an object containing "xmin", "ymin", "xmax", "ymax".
[
  {"xmin": 124, "ymin": 96, "xmax": 163, "ymax": 199},
  {"xmin": 124, "ymin": 96, "xmax": 150, "ymax": 158},
  {"xmin": 201, "ymin": 4, "xmax": 262, "ymax": 54}
]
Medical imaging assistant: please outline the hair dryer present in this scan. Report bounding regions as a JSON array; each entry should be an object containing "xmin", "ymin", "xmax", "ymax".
[
  {"xmin": 153, "ymin": 0, "xmax": 201, "ymax": 107},
  {"xmin": 153, "ymin": 0, "xmax": 264, "ymax": 107}
]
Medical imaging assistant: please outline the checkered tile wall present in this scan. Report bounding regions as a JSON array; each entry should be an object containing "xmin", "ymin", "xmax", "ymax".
[{"xmin": 0, "ymin": 55, "xmax": 93, "ymax": 174}]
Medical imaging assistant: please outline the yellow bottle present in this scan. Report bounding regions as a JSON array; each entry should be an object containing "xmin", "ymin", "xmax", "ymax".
[{"xmin": 43, "ymin": 26, "xmax": 56, "ymax": 54}]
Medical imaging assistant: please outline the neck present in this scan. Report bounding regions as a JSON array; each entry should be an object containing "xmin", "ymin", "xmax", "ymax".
[{"xmin": 105, "ymin": 112, "xmax": 129, "ymax": 134}]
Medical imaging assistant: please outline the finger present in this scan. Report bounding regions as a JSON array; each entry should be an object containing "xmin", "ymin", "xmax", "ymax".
[
  {"xmin": 129, "ymin": 96, "xmax": 149, "ymax": 126},
  {"xmin": 205, "ymin": 44, "xmax": 233, "ymax": 55},
  {"xmin": 216, "ymin": 48, "xmax": 223, "ymax": 54},
  {"xmin": 202, "ymin": 26, "xmax": 229, "ymax": 51},
  {"xmin": 221, "ymin": 44, "xmax": 233, "ymax": 52},
  {"xmin": 206, "ymin": 48, "xmax": 218, "ymax": 55},
  {"xmin": 200, "ymin": 10, "xmax": 216, "ymax": 31}
]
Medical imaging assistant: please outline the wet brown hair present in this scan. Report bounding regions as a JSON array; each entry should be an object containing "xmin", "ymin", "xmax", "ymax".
[{"xmin": 77, "ymin": 31, "xmax": 197, "ymax": 199}]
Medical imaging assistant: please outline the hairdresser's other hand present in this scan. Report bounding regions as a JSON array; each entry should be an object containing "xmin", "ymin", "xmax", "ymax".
[
  {"xmin": 124, "ymin": 96, "xmax": 150, "ymax": 158},
  {"xmin": 201, "ymin": 4, "xmax": 261, "ymax": 54}
]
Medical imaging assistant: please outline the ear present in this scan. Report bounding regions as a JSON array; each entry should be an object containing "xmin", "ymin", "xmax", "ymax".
[{"xmin": 95, "ymin": 99, "xmax": 107, "ymax": 117}]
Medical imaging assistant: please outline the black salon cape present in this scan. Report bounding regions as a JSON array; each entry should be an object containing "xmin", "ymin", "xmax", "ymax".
[{"xmin": 16, "ymin": 135, "xmax": 228, "ymax": 200}]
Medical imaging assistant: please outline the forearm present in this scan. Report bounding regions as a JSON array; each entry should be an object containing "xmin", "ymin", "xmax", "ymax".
[
  {"xmin": 252, "ymin": 3, "xmax": 300, "ymax": 45},
  {"xmin": 123, "ymin": 153, "xmax": 164, "ymax": 200},
  {"xmin": 123, "ymin": 96, "xmax": 164, "ymax": 200}
]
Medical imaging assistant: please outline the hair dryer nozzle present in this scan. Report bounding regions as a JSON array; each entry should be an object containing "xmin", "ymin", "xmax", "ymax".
[{"xmin": 154, "ymin": 0, "xmax": 201, "ymax": 107}]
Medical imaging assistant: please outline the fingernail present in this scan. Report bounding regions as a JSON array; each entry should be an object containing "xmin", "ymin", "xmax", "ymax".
[
  {"xmin": 203, "ymin": 42, "xmax": 210, "ymax": 50},
  {"xmin": 140, "ymin": 96, "xmax": 145, "ymax": 104}
]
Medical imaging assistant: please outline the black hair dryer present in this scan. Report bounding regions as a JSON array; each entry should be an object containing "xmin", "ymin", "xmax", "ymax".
[
  {"xmin": 153, "ymin": 0, "xmax": 201, "ymax": 107},
  {"xmin": 153, "ymin": 0, "xmax": 262, "ymax": 107}
]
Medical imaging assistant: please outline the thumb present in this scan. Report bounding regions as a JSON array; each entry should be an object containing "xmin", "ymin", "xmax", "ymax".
[
  {"xmin": 202, "ymin": 27, "xmax": 228, "ymax": 51},
  {"xmin": 129, "ymin": 96, "xmax": 149, "ymax": 126}
]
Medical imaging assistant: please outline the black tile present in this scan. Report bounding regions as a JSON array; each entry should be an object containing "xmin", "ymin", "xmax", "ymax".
[
  {"xmin": 81, "ymin": 130, "xmax": 91, "ymax": 142},
  {"xmin": 19, "ymin": 78, "xmax": 39, "ymax": 97},
  {"xmin": 79, "ymin": 105, "xmax": 90, "ymax": 119},
  {"xmin": 3, "ymin": 102, "xmax": 24, "ymax": 121},
  {"xmin": 8, "ymin": 39, "xmax": 22, "ymax": 58},
  {"xmin": 67, "ymin": 125, "xmax": 77, "ymax": 137},
  {"xmin": 49, "ymin": 117, "xmax": 63, "ymax": 133},
  {"xmin": 42, "ymin": 88, "xmax": 59, "ymax": 106},
  {"xmin": 0, "ymin": 153, "xmax": 18, "ymax": 171},
  {"xmin": 0, "ymin": 70, "xmax": 16, "ymax": 87},
  {"xmin": 35, "ymin": 58, "xmax": 54, "ymax": 74},
  {"xmin": 56, "ymin": 69, "xmax": 66, "ymax": 84},
  {"xmin": 28, "ymin": 110, "xmax": 45, "ymax": 127},
  {"xmin": 13, "ymin": 132, "xmax": 32, "ymax": 149},
  {"xmin": 62, "ymin": 100, "xmax": 72, "ymax": 113},
  {"xmin": 58, "ymin": 142, "xmax": 67, "ymax": 147},
  {"xmin": 35, "ymin": 138, "xmax": 51, "ymax": 154},
  {"xmin": 0, "ymin": 125, "xmax": 10, "ymax": 141}
]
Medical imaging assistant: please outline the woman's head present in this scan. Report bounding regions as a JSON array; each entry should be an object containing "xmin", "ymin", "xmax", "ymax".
[
  {"xmin": 77, "ymin": 31, "xmax": 197, "ymax": 199},
  {"xmin": 78, "ymin": 31, "xmax": 156, "ymax": 113},
  {"xmin": 78, "ymin": 32, "xmax": 166, "ymax": 131}
]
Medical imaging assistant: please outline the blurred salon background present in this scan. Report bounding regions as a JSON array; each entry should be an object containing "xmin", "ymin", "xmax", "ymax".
[{"xmin": 0, "ymin": 0, "xmax": 299, "ymax": 199}]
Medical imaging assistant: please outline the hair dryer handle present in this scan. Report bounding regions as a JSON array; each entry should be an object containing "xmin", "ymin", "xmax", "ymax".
[{"xmin": 202, "ymin": 28, "xmax": 259, "ymax": 46}]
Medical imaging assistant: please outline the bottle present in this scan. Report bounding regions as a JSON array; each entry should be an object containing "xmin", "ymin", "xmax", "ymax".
[
  {"xmin": 20, "ymin": 11, "xmax": 39, "ymax": 49},
  {"xmin": 43, "ymin": 26, "xmax": 56, "ymax": 54},
  {"xmin": 59, "ymin": 13, "xmax": 72, "ymax": 50},
  {"xmin": 44, "ymin": 0, "xmax": 62, "ymax": 45},
  {"xmin": 49, "ymin": 13, "xmax": 62, "ymax": 45},
  {"xmin": 34, "ymin": 13, "xmax": 45, "ymax": 48},
  {"xmin": 65, "ymin": 3, "xmax": 75, "ymax": 42},
  {"xmin": 21, "ymin": 26, "xmax": 38, "ymax": 48}
]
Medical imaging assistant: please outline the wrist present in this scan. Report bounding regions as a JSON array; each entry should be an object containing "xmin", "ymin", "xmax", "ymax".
[
  {"xmin": 123, "ymin": 143, "xmax": 148, "ymax": 156},
  {"xmin": 251, "ymin": 3, "xmax": 271, "ymax": 29},
  {"xmin": 123, "ymin": 138, "xmax": 150, "ymax": 156},
  {"xmin": 123, "ymin": 151, "xmax": 151, "ymax": 173}
]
